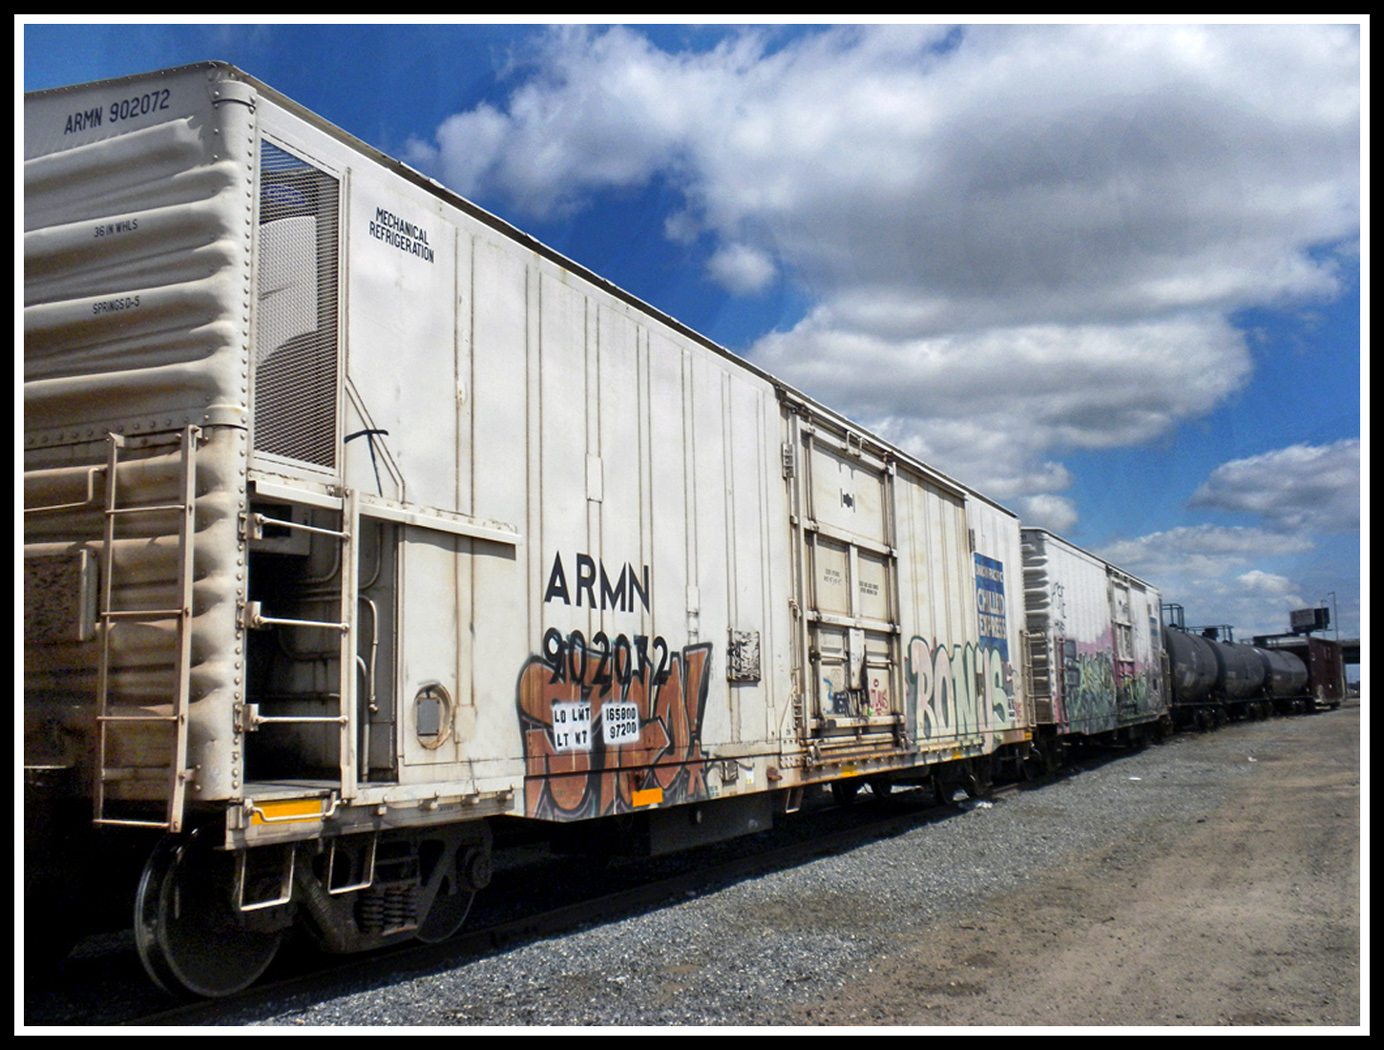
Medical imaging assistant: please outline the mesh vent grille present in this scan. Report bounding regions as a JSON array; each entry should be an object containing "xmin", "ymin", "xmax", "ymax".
[{"xmin": 253, "ymin": 141, "xmax": 339, "ymax": 469}]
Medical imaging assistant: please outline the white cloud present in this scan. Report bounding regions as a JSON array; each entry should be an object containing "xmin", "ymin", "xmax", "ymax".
[
  {"xmin": 1096, "ymin": 524, "xmax": 1313, "ymax": 582},
  {"xmin": 1092, "ymin": 435, "xmax": 1362, "ymax": 637},
  {"xmin": 405, "ymin": 23, "xmax": 1360, "ymax": 515},
  {"xmin": 1094, "ymin": 524, "xmax": 1318, "ymax": 638},
  {"xmin": 1237, "ymin": 569, "xmax": 1302, "ymax": 601},
  {"xmin": 707, "ymin": 242, "xmax": 778, "ymax": 294},
  {"xmin": 1189, "ymin": 439, "xmax": 1361, "ymax": 532},
  {"xmin": 406, "ymin": 27, "xmax": 693, "ymax": 218},
  {"xmin": 1013, "ymin": 494, "xmax": 1080, "ymax": 535},
  {"xmin": 754, "ymin": 311, "xmax": 1253, "ymax": 497}
]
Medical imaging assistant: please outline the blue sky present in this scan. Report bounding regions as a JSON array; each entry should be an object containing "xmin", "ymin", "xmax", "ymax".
[{"xmin": 20, "ymin": 20, "xmax": 1364, "ymax": 641}]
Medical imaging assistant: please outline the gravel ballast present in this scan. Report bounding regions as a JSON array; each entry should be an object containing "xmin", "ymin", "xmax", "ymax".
[{"xmin": 234, "ymin": 703, "xmax": 1360, "ymax": 1028}]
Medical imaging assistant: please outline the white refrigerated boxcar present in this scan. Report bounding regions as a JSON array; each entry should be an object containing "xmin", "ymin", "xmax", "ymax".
[
  {"xmin": 24, "ymin": 62, "xmax": 1032, "ymax": 996},
  {"xmin": 1020, "ymin": 527, "xmax": 1169, "ymax": 762}
]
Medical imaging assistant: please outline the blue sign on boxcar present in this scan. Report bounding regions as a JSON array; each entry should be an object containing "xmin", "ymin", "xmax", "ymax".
[{"xmin": 974, "ymin": 554, "xmax": 1008, "ymax": 661}]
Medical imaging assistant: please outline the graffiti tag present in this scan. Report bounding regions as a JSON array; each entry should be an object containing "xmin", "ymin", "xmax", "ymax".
[
  {"xmin": 906, "ymin": 637, "xmax": 1017, "ymax": 741},
  {"xmin": 1054, "ymin": 636, "xmax": 1163, "ymax": 730},
  {"xmin": 518, "ymin": 633, "xmax": 712, "ymax": 821}
]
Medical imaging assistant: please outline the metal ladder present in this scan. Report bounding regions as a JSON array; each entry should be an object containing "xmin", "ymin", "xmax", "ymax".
[
  {"xmin": 239, "ymin": 489, "xmax": 359, "ymax": 802},
  {"xmin": 93, "ymin": 427, "xmax": 199, "ymax": 833}
]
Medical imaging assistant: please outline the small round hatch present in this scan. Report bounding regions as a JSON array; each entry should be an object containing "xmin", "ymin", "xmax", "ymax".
[{"xmin": 413, "ymin": 684, "xmax": 453, "ymax": 749}]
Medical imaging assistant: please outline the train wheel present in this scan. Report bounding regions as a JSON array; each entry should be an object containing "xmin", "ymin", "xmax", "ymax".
[
  {"xmin": 135, "ymin": 831, "xmax": 283, "ymax": 999},
  {"xmin": 416, "ymin": 839, "xmax": 489, "ymax": 944},
  {"xmin": 415, "ymin": 886, "xmax": 475, "ymax": 944},
  {"xmin": 830, "ymin": 779, "xmax": 863, "ymax": 806},
  {"xmin": 866, "ymin": 777, "xmax": 893, "ymax": 800},
  {"xmin": 932, "ymin": 767, "xmax": 964, "ymax": 807},
  {"xmin": 964, "ymin": 758, "xmax": 994, "ymax": 801},
  {"xmin": 1025, "ymin": 740, "xmax": 1061, "ymax": 779}
]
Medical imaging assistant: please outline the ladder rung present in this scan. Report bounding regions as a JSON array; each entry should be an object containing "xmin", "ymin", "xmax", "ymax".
[
  {"xmin": 251, "ymin": 715, "xmax": 349, "ymax": 725},
  {"xmin": 251, "ymin": 613, "xmax": 349, "ymax": 632},
  {"xmin": 93, "ymin": 817, "xmax": 174, "ymax": 829},
  {"xmin": 105, "ymin": 503, "xmax": 187, "ymax": 516},
  {"xmin": 97, "ymin": 713, "xmax": 180, "ymax": 723},
  {"xmin": 101, "ymin": 766, "xmax": 173, "ymax": 780},
  {"xmin": 102, "ymin": 608, "xmax": 185, "ymax": 621},
  {"xmin": 250, "ymin": 513, "xmax": 348, "ymax": 540}
]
